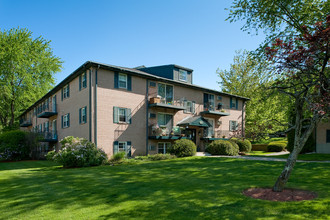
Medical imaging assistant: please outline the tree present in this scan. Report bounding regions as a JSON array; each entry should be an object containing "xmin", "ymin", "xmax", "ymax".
[
  {"xmin": 0, "ymin": 28, "xmax": 62, "ymax": 129},
  {"xmin": 265, "ymin": 17, "xmax": 329, "ymax": 191},
  {"xmin": 227, "ymin": 0, "xmax": 329, "ymax": 192},
  {"xmin": 217, "ymin": 50, "xmax": 290, "ymax": 141}
]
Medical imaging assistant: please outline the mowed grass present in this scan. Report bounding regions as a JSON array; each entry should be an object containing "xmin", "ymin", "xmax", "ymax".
[
  {"xmin": 268, "ymin": 153, "xmax": 330, "ymax": 161},
  {"xmin": 0, "ymin": 157, "xmax": 329, "ymax": 220}
]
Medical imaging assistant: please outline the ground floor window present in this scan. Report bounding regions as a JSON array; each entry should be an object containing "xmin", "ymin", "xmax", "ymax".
[
  {"xmin": 158, "ymin": 142, "xmax": 171, "ymax": 154},
  {"xmin": 113, "ymin": 141, "xmax": 132, "ymax": 157}
]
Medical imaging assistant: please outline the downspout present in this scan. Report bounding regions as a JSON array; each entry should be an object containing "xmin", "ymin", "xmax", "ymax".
[
  {"xmin": 146, "ymin": 79, "xmax": 149, "ymax": 155},
  {"xmin": 89, "ymin": 69, "xmax": 92, "ymax": 142},
  {"xmin": 94, "ymin": 66, "xmax": 99, "ymax": 146},
  {"xmin": 242, "ymin": 100, "xmax": 245, "ymax": 138}
]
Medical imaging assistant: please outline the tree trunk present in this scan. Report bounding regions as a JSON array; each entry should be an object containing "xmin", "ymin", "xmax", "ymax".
[{"xmin": 272, "ymin": 98, "xmax": 317, "ymax": 192}]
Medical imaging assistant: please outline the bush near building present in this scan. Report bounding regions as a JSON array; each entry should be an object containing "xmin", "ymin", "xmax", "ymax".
[
  {"xmin": 168, "ymin": 139, "xmax": 196, "ymax": 157},
  {"xmin": 206, "ymin": 140, "xmax": 239, "ymax": 156},
  {"xmin": 231, "ymin": 138, "xmax": 252, "ymax": 152},
  {"xmin": 47, "ymin": 136, "xmax": 108, "ymax": 168}
]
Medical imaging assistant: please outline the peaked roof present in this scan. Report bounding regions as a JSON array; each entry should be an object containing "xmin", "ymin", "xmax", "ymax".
[{"xmin": 177, "ymin": 116, "xmax": 212, "ymax": 128}]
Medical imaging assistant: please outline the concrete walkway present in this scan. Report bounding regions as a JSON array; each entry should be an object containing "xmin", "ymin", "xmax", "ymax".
[{"xmin": 195, "ymin": 152, "xmax": 330, "ymax": 163}]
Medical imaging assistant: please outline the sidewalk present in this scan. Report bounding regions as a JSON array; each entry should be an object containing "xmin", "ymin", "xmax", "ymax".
[{"xmin": 196, "ymin": 152, "xmax": 330, "ymax": 163}]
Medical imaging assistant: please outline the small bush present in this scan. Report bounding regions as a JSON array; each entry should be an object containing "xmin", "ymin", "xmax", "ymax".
[
  {"xmin": 206, "ymin": 140, "xmax": 239, "ymax": 156},
  {"xmin": 149, "ymin": 153, "xmax": 176, "ymax": 160},
  {"xmin": 51, "ymin": 136, "xmax": 108, "ymax": 168},
  {"xmin": 168, "ymin": 139, "xmax": 196, "ymax": 157},
  {"xmin": 267, "ymin": 142, "xmax": 286, "ymax": 152},
  {"xmin": 46, "ymin": 150, "xmax": 56, "ymax": 161},
  {"xmin": 231, "ymin": 138, "xmax": 252, "ymax": 152},
  {"xmin": 0, "ymin": 130, "xmax": 39, "ymax": 161},
  {"xmin": 109, "ymin": 151, "xmax": 126, "ymax": 164}
]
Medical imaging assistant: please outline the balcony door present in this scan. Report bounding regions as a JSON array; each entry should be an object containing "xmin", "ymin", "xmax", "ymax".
[
  {"xmin": 52, "ymin": 120, "xmax": 57, "ymax": 138},
  {"xmin": 158, "ymin": 83, "xmax": 173, "ymax": 104},
  {"xmin": 52, "ymin": 95, "xmax": 56, "ymax": 112},
  {"xmin": 157, "ymin": 113, "xmax": 173, "ymax": 135}
]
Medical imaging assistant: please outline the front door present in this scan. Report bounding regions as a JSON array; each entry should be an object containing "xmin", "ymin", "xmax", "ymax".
[{"xmin": 185, "ymin": 129, "xmax": 196, "ymax": 144}]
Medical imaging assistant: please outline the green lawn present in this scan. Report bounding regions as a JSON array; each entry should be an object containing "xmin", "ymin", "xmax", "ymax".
[
  {"xmin": 251, "ymin": 137, "xmax": 287, "ymax": 145},
  {"xmin": 0, "ymin": 158, "xmax": 329, "ymax": 220},
  {"xmin": 267, "ymin": 153, "xmax": 330, "ymax": 161},
  {"xmin": 247, "ymin": 151, "xmax": 275, "ymax": 156}
]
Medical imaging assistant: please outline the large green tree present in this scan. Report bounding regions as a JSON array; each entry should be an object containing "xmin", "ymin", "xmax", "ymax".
[
  {"xmin": 227, "ymin": 0, "xmax": 329, "ymax": 191},
  {"xmin": 0, "ymin": 28, "xmax": 62, "ymax": 129},
  {"xmin": 217, "ymin": 50, "xmax": 290, "ymax": 140}
]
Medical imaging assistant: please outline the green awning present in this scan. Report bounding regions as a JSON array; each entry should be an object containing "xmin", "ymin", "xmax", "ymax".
[{"xmin": 177, "ymin": 116, "xmax": 211, "ymax": 128}]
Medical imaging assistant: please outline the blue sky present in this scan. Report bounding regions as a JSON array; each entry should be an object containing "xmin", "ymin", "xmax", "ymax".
[{"xmin": 0, "ymin": 0, "xmax": 266, "ymax": 90}]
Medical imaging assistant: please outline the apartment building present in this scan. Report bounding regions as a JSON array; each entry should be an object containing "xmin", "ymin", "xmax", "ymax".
[{"xmin": 19, "ymin": 61, "xmax": 249, "ymax": 157}]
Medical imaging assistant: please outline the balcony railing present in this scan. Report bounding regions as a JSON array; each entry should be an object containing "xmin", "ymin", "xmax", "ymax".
[
  {"xmin": 148, "ymin": 97, "xmax": 186, "ymax": 111},
  {"xmin": 148, "ymin": 125, "xmax": 187, "ymax": 140},
  {"xmin": 19, "ymin": 119, "xmax": 32, "ymax": 127},
  {"xmin": 37, "ymin": 104, "xmax": 57, "ymax": 118},
  {"xmin": 38, "ymin": 131, "xmax": 58, "ymax": 142},
  {"xmin": 201, "ymin": 102, "xmax": 230, "ymax": 116}
]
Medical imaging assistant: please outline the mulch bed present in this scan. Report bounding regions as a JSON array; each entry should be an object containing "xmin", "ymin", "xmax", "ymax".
[{"xmin": 243, "ymin": 188, "xmax": 317, "ymax": 202}]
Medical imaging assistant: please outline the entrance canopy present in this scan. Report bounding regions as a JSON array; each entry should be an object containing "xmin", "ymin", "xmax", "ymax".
[{"xmin": 177, "ymin": 116, "xmax": 212, "ymax": 128}]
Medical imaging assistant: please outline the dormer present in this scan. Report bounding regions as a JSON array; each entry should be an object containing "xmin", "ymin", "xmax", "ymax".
[{"xmin": 138, "ymin": 64, "xmax": 193, "ymax": 84}]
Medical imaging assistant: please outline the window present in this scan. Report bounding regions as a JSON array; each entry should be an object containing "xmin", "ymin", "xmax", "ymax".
[
  {"xmin": 44, "ymin": 122, "xmax": 49, "ymax": 132},
  {"xmin": 79, "ymin": 72, "xmax": 87, "ymax": 90},
  {"xmin": 149, "ymin": 81, "xmax": 156, "ymax": 87},
  {"xmin": 327, "ymin": 130, "xmax": 330, "ymax": 143},
  {"xmin": 205, "ymin": 118, "xmax": 214, "ymax": 137},
  {"xmin": 113, "ymin": 107, "xmax": 131, "ymax": 124},
  {"xmin": 62, "ymin": 113, "xmax": 70, "ymax": 128},
  {"xmin": 179, "ymin": 69, "xmax": 187, "ymax": 81},
  {"xmin": 158, "ymin": 113, "xmax": 173, "ymax": 127},
  {"xmin": 184, "ymin": 101, "xmax": 195, "ymax": 113},
  {"xmin": 204, "ymin": 93, "xmax": 215, "ymax": 111},
  {"xmin": 230, "ymin": 97, "xmax": 238, "ymax": 109},
  {"xmin": 158, "ymin": 83, "xmax": 173, "ymax": 104},
  {"xmin": 119, "ymin": 73, "xmax": 127, "ymax": 89},
  {"xmin": 79, "ymin": 107, "xmax": 87, "ymax": 124},
  {"xmin": 217, "ymin": 96, "xmax": 222, "ymax": 101},
  {"xmin": 113, "ymin": 141, "xmax": 131, "ymax": 156},
  {"xmin": 230, "ymin": 120, "xmax": 238, "ymax": 131},
  {"xmin": 63, "ymin": 84, "xmax": 70, "ymax": 99},
  {"xmin": 158, "ymin": 142, "xmax": 171, "ymax": 154},
  {"xmin": 118, "ymin": 142, "xmax": 127, "ymax": 152}
]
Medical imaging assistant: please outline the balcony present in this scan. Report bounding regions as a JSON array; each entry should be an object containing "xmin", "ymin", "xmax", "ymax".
[
  {"xmin": 38, "ymin": 131, "xmax": 58, "ymax": 142},
  {"xmin": 19, "ymin": 119, "xmax": 32, "ymax": 127},
  {"xmin": 201, "ymin": 102, "xmax": 230, "ymax": 117},
  {"xmin": 37, "ymin": 104, "xmax": 57, "ymax": 118},
  {"xmin": 201, "ymin": 130, "xmax": 233, "ymax": 141},
  {"xmin": 148, "ymin": 125, "xmax": 188, "ymax": 140},
  {"xmin": 148, "ymin": 97, "xmax": 186, "ymax": 111}
]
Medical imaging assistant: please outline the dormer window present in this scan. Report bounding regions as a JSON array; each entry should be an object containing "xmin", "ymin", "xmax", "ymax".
[
  {"xmin": 119, "ymin": 73, "xmax": 127, "ymax": 89},
  {"xmin": 179, "ymin": 70, "xmax": 187, "ymax": 82}
]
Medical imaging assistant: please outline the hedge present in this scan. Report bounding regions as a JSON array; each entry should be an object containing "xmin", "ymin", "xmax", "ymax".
[{"xmin": 206, "ymin": 140, "xmax": 239, "ymax": 156}]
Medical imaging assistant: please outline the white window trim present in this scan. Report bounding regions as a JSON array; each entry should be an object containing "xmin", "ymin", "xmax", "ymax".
[
  {"xmin": 158, "ymin": 83, "xmax": 174, "ymax": 104},
  {"xmin": 118, "ymin": 108, "xmax": 127, "ymax": 123},
  {"xmin": 119, "ymin": 73, "xmax": 128, "ymax": 89},
  {"xmin": 205, "ymin": 117, "xmax": 215, "ymax": 138},
  {"xmin": 63, "ymin": 85, "xmax": 69, "ymax": 99},
  {"xmin": 230, "ymin": 120, "xmax": 238, "ymax": 131},
  {"xmin": 179, "ymin": 69, "xmax": 187, "ymax": 82},
  {"xmin": 63, "ymin": 114, "xmax": 69, "ymax": 128},
  {"xmin": 158, "ymin": 142, "xmax": 171, "ymax": 154},
  {"xmin": 118, "ymin": 141, "xmax": 127, "ymax": 152}
]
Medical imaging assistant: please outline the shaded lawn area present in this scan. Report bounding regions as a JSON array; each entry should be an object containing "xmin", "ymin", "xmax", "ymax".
[
  {"xmin": 266, "ymin": 153, "xmax": 330, "ymax": 161},
  {"xmin": 0, "ymin": 158, "xmax": 329, "ymax": 220}
]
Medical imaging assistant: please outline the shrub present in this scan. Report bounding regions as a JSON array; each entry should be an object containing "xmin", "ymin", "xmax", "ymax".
[
  {"xmin": 0, "ymin": 130, "xmax": 39, "ymax": 161},
  {"xmin": 287, "ymin": 129, "xmax": 315, "ymax": 154},
  {"xmin": 267, "ymin": 142, "xmax": 287, "ymax": 152},
  {"xmin": 168, "ymin": 139, "xmax": 196, "ymax": 157},
  {"xmin": 149, "ymin": 153, "xmax": 176, "ymax": 160},
  {"xmin": 206, "ymin": 140, "xmax": 239, "ymax": 156},
  {"xmin": 51, "ymin": 136, "xmax": 108, "ymax": 168},
  {"xmin": 231, "ymin": 138, "xmax": 252, "ymax": 152},
  {"xmin": 46, "ymin": 150, "xmax": 56, "ymax": 161},
  {"xmin": 109, "ymin": 151, "xmax": 126, "ymax": 164}
]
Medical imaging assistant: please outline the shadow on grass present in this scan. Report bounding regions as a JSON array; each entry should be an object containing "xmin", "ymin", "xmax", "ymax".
[{"xmin": 0, "ymin": 157, "xmax": 329, "ymax": 219}]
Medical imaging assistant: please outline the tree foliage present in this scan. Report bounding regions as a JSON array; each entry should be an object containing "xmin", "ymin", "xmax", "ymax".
[
  {"xmin": 217, "ymin": 50, "xmax": 290, "ymax": 140},
  {"xmin": 0, "ymin": 28, "xmax": 62, "ymax": 129}
]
